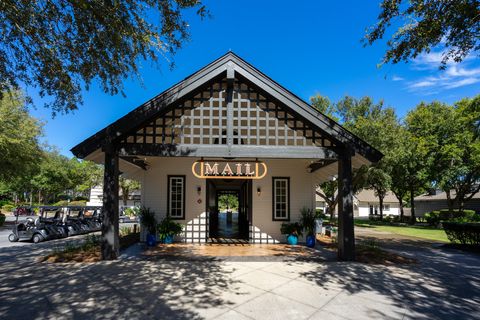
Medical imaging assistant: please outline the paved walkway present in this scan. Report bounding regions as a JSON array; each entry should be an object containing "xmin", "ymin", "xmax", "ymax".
[{"xmin": 0, "ymin": 228, "xmax": 479, "ymax": 319}]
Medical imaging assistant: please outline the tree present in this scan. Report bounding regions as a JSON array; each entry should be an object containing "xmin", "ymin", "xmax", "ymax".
[
  {"xmin": 316, "ymin": 180, "xmax": 338, "ymax": 221},
  {"xmin": 406, "ymin": 97, "xmax": 480, "ymax": 214},
  {"xmin": 336, "ymin": 96, "xmax": 401, "ymax": 220},
  {"xmin": 388, "ymin": 129, "xmax": 430, "ymax": 223},
  {"xmin": 119, "ymin": 177, "xmax": 141, "ymax": 206},
  {"xmin": 310, "ymin": 94, "xmax": 339, "ymax": 121},
  {"xmin": 68, "ymin": 158, "xmax": 103, "ymax": 197},
  {"xmin": 0, "ymin": 1, "xmax": 208, "ymax": 114},
  {"xmin": 0, "ymin": 91, "xmax": 43, "ymax": 183},
  {"xmin": 365, "ymin": 0, "xmax": 480, "ymax": 67},
  {"xmin": 218, "ymin": 193, "xmax": 239, "ymax": 212}
]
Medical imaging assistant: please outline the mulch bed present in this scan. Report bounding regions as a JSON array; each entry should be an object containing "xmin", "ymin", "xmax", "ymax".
[
  {"xmin": 39, "ymin": 233, "xmax": 140, "ymax": 264},
  {"xmin": 39, "ymin": 247, "xmax": 101, "ymax": 263}
]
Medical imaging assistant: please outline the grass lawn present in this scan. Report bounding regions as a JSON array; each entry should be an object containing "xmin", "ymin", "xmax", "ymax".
[{"xmin": 355, "ymin": 220, "xmax": 449, "ymax": 242}]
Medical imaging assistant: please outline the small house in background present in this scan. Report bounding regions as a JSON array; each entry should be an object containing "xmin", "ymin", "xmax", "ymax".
[
  {"xmin": 316, "ymin": 188, "xmax": 401, "ymax": 218},
  {"xmin": 354, "ymin": 189, "xmax": 400, "ymax": 217},
  {"xmin": 87, "ymin": 186, "xmax": 141, "ymax": 209},
  {"xmin": 414, "ymin": 190, "xmax": 480, "ymax": 216}
]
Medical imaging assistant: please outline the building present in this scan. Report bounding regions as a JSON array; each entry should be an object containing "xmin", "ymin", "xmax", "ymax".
[
  {"xmin": 71, "ymin": 52, "xmax": 382, "ymax": 260},
  {"xmin": 315, "ymin": 188, "xmax": 401, "ymax": 217},
  {"xmin": 414, "ymin": 190, "xmax": 480, "ymax": 216},
  {"xmin": 354, "ymin": 189, "xmax": 400, "ymax": 217},
  {"xmin": 86, "ymin": 185, "xmax": 141, "ymax": 208}
]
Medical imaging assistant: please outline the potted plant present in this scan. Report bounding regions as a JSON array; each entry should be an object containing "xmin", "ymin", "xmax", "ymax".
[
  {"xmin": 300, "ymin": 207, "xmax": 318, "ymax": 248},
  {"xmin": 280, "ymin": 222, "xmax": 303, "ymax": 245},
  {"xmin": 157, "ymin": 216, "xmax": 183, "ymax": 244},
  {"xmin": 138, "ymin": 207, "xmax": 157, "ymax": 246}
]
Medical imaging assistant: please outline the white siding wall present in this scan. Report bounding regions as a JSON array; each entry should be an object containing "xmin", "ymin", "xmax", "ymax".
[
  {"xmin": 356, "ymin": 203, "xmax": 401, "ymax": 217},
  {"xmin": 141, "ymin": 157, "xmax": 315, "ymax": 243}
]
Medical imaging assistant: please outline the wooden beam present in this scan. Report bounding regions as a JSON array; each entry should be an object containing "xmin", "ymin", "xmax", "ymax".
[
  {"xmin": 117, "ymin": 143, "xmax": 339, "ymax": 159},
  {"xmin": 101, "ymin": 145, "xmax": 120, "ymax": 260},
  {"xmin": 226, "ymin": 63, "xmax": 234, "ymax": 147},
  {"xmin": 119, "ymin": 156, "xmax": 148, "ymax": 170},
  {"xmin": 337, "ymin": 149, "xmax": 355, "ymax": 261},
  {"xmin": 309, "ymin": 159, "xmax": 337, "ymax": 173}
]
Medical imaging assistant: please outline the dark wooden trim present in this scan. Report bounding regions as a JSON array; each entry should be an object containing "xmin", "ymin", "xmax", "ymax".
[
  {"xmin": 337, "ymin": 150, "xmax": 355, "ymax": 261},
  {"xmin": 119, "ymin": 156, "xmax": 148, "ymax": 171},
  {"xmin": 118, "ymin": 143, "xmax": 338, "ymax": 159},
  {"xmin": 309, "ymin": 159, "xmax": 337, "ymax": 173},
  {"xmin": 167, "ymin": 175, "xmax": 186, "ymax": 220},
  {"xmin": 272, "ymin": 177, "xmax": 290, "ymax": 221},
  {"xmin": 101, "ymin": 148, "xmax": 120, "ymax": 260}
]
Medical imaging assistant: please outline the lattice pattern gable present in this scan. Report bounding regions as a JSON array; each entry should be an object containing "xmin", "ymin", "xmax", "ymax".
[{"xmin": 120, "ymin": 78, "xmax": 336, "ymax": 148}]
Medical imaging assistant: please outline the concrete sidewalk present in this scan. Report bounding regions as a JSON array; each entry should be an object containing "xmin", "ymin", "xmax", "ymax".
[{"xmin": 0, "ymin": 234, "xmax": 479, "ymax": 319}]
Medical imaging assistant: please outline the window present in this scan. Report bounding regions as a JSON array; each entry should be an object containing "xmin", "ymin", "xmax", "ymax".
[
  {"xmin": 168, "ymin": 175, "xmax": 185, "ymax": 219},
  {"xmin": 383, "ymin": 204, "xmax": 390, "ymax": 211},
  {"xmin": 273, "ymin": 177, "xmax": 290, "ymax": 221}
]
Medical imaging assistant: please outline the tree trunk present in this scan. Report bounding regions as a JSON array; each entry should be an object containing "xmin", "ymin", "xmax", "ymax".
[
  {"xmin": 329, "ymin": 202, "xmax": 335, "ymax": 221},
  {"xmin": 399, "ymin": 198, "xmax": 404, "ymax": 221},
  {"xmin": 446, "ymin": 190, "xmax": 455, "ymax": 215},
  {"xmin": 379, "ymin": 196, "xmax": 384, "ymax": 220},
  {"xmin": 122, "ymin": 191, "xmax": 128, "ymax": 206},
  {"xmin": 410, "ymin": 187, "xmax": 416, "ymax": 225}
]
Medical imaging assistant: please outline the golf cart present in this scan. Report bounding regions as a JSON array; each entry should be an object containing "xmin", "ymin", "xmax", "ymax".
[{"xmin": 8, "ymin": 214, "xmax": 51, "ymax": 243}]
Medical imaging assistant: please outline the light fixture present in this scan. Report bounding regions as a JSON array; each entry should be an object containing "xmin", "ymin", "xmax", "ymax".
[
  {"xmin": 197, "ymin": 186, "xmax": 202, "ymax": 195},
  {"xmin": 257, "ymin": 187, "xmax": 261, "ymax": 196}
]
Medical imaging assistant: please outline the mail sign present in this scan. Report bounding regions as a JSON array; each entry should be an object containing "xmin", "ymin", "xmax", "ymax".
[{"xmin": 192, "ymin": 160, "xmax": 267, "ymax": 179}]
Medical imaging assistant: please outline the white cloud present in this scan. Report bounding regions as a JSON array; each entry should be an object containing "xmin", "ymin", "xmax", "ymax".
[
  {"xmin": 405, "ymin": 50, "xmax": 480, "ymax": 93},
  {"xmin": 444, "ymin": 77, "xmax": 480, "ymax": 89},
  {"xmin": 391, "ymin": 75, "xmax": 404, "ymax": 81}
]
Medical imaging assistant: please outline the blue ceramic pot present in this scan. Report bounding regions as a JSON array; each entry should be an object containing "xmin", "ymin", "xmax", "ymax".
[
  {"xmin": 163, "ymin": 235, "xmax": 174, "ymax": 244},
  {"xmin": 286, "ymin": 234, "xmax": 298, "ymax": 245},
  {"xmin": 146, "ymin": 234, "xmax": 157, "ymax": 247},
  {"xmin": 306, "ymin": 235, "xmax": 316, "ymax": 248}
]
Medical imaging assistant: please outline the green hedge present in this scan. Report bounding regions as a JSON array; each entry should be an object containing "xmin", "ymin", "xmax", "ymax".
[
  {"xmin": 0, "ymin": 213, "xmax": 5, "ymax": 226},
  {"xmin": 443, "ymin": 222, "xmax": 480, "ymax": 246},
  {"xmin": 424, "ymin": 209, "xmax": 479, "ymax": 226},
  {"xmin": 1, "ymin": 204, "xmax": 15, "ymax": 213}
]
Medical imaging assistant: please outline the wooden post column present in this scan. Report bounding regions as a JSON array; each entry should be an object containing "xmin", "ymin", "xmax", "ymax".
[
  {"xmin": 337, "ymin": 149, "xmax": 355, "ymax": 261},
  {"xmin": 102, "ymin": 144, "xmax": 120, "ymax": 260}
]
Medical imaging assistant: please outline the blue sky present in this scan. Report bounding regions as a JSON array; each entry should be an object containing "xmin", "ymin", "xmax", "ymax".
[{"xmin": 28, "ymin": 1, "xmax": 480, "ymax": 157}]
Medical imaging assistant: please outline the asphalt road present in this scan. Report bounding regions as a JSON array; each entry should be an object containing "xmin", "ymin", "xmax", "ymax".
[{"xmin": 0, "ymin": 215, "xmax": 139, "ymax": 248}]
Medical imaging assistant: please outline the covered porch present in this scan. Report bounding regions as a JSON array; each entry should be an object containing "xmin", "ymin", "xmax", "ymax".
[{"xmin": 71, "ymin": 52, "xmax": 382, "ymax": 261}]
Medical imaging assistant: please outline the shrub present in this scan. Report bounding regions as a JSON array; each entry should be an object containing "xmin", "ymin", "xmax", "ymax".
[
  {"xmin": 157, "ymin": 216, "xmax": 183, "ymax": 242},
  {"xmin": 124, "ymin": 207, "xmax": 140, "ymax": 217},
  {"xmin": 425, "ymin": 209, "xmax": 479, "ymax": 226},
  {"xmin": 443, "ymin": 222, "xmax": 480, "ymax": 246},
  {"xmin": 315, "ymin": 208, "xmax": 327, "ymax": 219},
  {"xmin": 424, "ymin": 211, "xmax": 440, "ymax": 226},
  {"xmin": 280, "ymin": 222, "xmax": 303, "ymax": 237},
  {"xmin": 0, "ymin": 213, "xmax": 5, "ymax": 226},
  {"xmin": 73, "ymin": 196, "xmax": 89, "ymax": 202},
  {"xmin": 138, "ymin": 206, "xmax": 157, "ymax": 234},
  {"xmin": 1, "ymin": 204, "xmax": 14, "ymax": 213},
  {"xmin": 299, "ymin": 207, "xmax": 318, "ymax": 236},
  {"xmin": 368, "ymin": 214, "xmax": 382, "ymax": 222}
]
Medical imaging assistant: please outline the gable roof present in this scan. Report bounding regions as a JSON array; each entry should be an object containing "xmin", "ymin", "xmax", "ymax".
[
  {"xmin": 355, "ymin": 189, "xmax": 398, "ymax": 203},
  {"xmin": 71, "ymin": 52, "xmax": 382, "ymax": 162}
]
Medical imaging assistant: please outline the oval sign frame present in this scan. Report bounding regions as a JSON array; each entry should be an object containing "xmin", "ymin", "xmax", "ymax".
[{"xmin": 192, "ymin": 160, "xmax": 267, "ymax": 180}]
